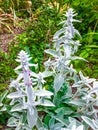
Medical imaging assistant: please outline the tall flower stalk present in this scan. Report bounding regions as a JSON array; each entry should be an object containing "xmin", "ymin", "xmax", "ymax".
[
  {"xmin": 7, "ymin": 51, "xmax": 54, "ymax": 130},
  {"xmin": 44, "ymin": 8, "xmax": 98, "ymax": 130},
  {"xmin": 44, "ymin": 8, "xmax": 84, "ymax": 93}
]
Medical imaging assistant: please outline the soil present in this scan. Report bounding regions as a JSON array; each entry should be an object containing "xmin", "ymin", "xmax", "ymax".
[{"xmin": 0, "ymin": 26, "xmax": 25, "ymax": 53}]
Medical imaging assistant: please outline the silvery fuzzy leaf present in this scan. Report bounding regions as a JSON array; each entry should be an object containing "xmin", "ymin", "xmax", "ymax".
[
  {"xmin": 84, "ymin": 82, "xmax": 92, "ymax": 89},
  {"xmin": 75, "ymin": 125, "xmax": 84, "ymax": 130},
  {"xmin": 26, "ymin": 85, "xmax": 35, "ymax": 104},
  {"xmin": 37, "ymin": 128, "xmax": 47, "ymax": 130},
  {"xmin": 73, "ymin": 73, "xmax": 79, "ymax": 83},
  {"xmin": 54, "ymin": 36, "xmax": 66, "ymax": 45},
  {"xmin": 37, "ymin": 72, "xmax": 45, "ymax": 79},
  {"xmin": 36, "ymin": 118, "xmax": 43, "ymax": 130},
  {"xmin": 22, "ymin": 125, "xmax": 31, "ymax": 130},
  {"xmin": 72, "ymin": 19, "xmax": 80, "ymax": 23},
  {"xmin": 72, "ymin": 83, "xmax": 81, "ymax": 88},
  {"xmin": 67, "ymin": 119, "xmax": 76, "ymax": 130},
  {"xmin": 85, "ymin": 78, "xmax": 96, "ymax": 84},
  {"xmin": 79, "ymin": 71, "xmax": 95, "ymax": 83},
  {"xmin": 28, "ymin": 63, "xmax": 38, "ymax": 68},
  {"xmin": 7, "ymin": 117, "xmax": 18, "ymax": 127},
  {"xmin": 82, "ymin": 94, "xmax": 93, "ymax": 104},
  {"xmin": 15, "ymin": 65, "xmax": 22, "ymax": 71},
  {"xmin": 0, "ymin": 102, "xmax": 3, "ymax": 107},
  {"xmin": 90, "ymin": 87, "xmax": 98, "ymax": 94},
  {"xmin": 40, "ymin": 100, "xmax": 55, "ymax": 107},
  {"xmin": 79, "ymin": 71, "xmax": 86, "ymax": 80},
  {"xmin": 10, "ymin": 98, "xmax": 20, "ymax": 105},
  {"xmin": 69, "ymin": 25, "xmax": 75, "ymax": 38},
  {"xmin": 74, "ymin": 29, "xmax": 81, "ymax": 37},
  {"xmin": 7, "ymin": 92, "xmax": 25, "ymax": 99},
  {"xmin": 65, "ymin": 85, "xmax": 72, "ymax": 98},
  {"xmin": 93, "ymin": 81, "xmax": 98, "ymax": 88},
  {"xmin": 33, "ymin": 72, "xmax": 46, "ymax": 85},
  {"xmin": 17, "ymin": 73, "xmax": 23, "ymax": 81},
  {"xmin": 27, "ymin": 107, "xmax": 38, "ymax": 128},
  {"xmin": 23, "ymin": 64, "xmax": 29, "ymax": 71},
  {"xmin": 36, "ymin": 82, "xmax": 43, "ymax": 90},
  {"xmin": 69, "ymin": 56, "xmax": 87, "ymax": 62},
  {"xmin": 73, "ymin": 41, "xmax": 81, "ymax": 53},
  {"xmin": 90, "ymin": 81, "xmax": 98, "ymax": 94},
  {"xmin": 72, "ymin": 125, "xmax": 77, "ymax": 130},
  {"xmin": 64, "ymin": 44, "xmax": 72, "ymax": 58},
  {"xmin": 61, "ymin": 119, "xmax": 77, "ymax": 130},
  {"xmin": 15, "ymin": 58, "xmax": 21, "ymax": 62},
  {"xmin": 49, "ymin": 118, "xmax": 55, "ymax": 129},
  {"xmin": 66, "ymin": 10, "xmax": 73, "ymax": 18},
  {"xmin": 92, "ymin": 119, "xmax": 98, "ymax": 129},
  {"xmin": 63, "ymin": 117, "xmax": 84, "ymax": 130},
  {"xmin": 74, "ymin": 40, "xmax": 81, "ymax": 46},
  {"xmin": 31, "ymin": 71, "xmax": 38, "ymax": 77},
  {"xmin": 61, "ymin": 128, "xmax": 68, "ymax": 130},
  {"xmin": 52, "ymin": 123, "xmax": 64, "ymax": 130},
  {"xmin": 27, "ymin": 104, "xmax": 34, "ymax": 115},
  {"xmin": 82, "ymin": 116, "xmax": 97, "ymax": 130},
  {"xmin": 11, "ymin": 104, "xmax": 23, "ymax": 112},
  {"xmin": 70, "ymin": 125, "xmax": 84, "ymax": 130},
  {"xmin": 69, "ymin": 64, "xmax": 76, "ymax": 76},
  {"xmin": 69, "ymin": 117, "xmax": 77, "ymax": 124},
  {"xmin": 55, "ymin": 107, "xmax": 73, "ymax": 115},
  {"xmin": 0, "ymin": 106, "xmax": 6, "ymax": 111},
  {"xmin": 42, "ymin": 71, "xmax": 53, "ymax": 77},
  {"xmin": 54, "ymin": 41, "xmax": 60, "ymax": 51},
  {"xmin": 35, "ymin": 90, "xmax": 53, "ymax": 97},
  {"xmin": 10, "ymin": 80, "xmax": 20, "ymax": 89},
  {"xmin": 44, "ymin": 58, "xmax": 52, "ymax": 66},
  {"xmin": 45, "ymin": 49, "xmax": 60, "ymax": 57},
  {"xmin": 59, "ymin": 20, "xmax": 67, "ymax": 26},
  {"xmin": 53, "ymin": 28, "xmax": 65, "ymax": 40},
  {"xmin": 11, "ymin": 112, "xmax": 20, "ymax": 118},
  {"xmin": 54, "ymin": 74, "xmax": 64, "ymax": 92},
  {"xmin": 69, "ymin": 99, "xmax": 86, "ymax": 106}
]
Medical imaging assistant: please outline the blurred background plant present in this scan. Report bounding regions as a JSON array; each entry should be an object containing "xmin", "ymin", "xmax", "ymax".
[{"xmin": 71, "ymin": 0, "xmax": 98, "ymax": 77}]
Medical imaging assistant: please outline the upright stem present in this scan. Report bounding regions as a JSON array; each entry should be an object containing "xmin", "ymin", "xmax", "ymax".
[{"xmin": 23, "ymin": 69, "xmax": 33, "ymax": 104}]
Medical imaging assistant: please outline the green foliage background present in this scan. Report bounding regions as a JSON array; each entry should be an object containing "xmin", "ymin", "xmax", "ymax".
[{"xmin": 0, "ymin": 0, "xmax": 98, "ymax": 92}]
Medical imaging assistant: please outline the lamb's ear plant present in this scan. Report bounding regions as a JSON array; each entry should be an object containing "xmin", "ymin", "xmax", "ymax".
[
  {"xmin": 44, "ymin": 8, "xmax": 85, "ymax": 93},
  {"xmin": 7, "ymin": 8, "xmax": 98, "ymax": 130},
  {"xmin": 44, "ymin": 8, "xmax": 98, "ymax": 130},
  {"xmin": 7, "ymin": 50, "xmax": 54, "ymax": 130}
]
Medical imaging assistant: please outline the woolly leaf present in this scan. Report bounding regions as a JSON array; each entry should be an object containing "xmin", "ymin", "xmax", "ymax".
[
  {"xmin": 54, "ymin": 74, "xmax": 64, "ymax": 92},
  {"xmin": 69, "ymin": 99, "xmax": 86, "ymax": 106},
  {"xmin": 7, "ymin": 92, "xmax": 25, "ymax": 99},
  {"xmin": 42, "ymin": 71, "xmax": 53, "ymax": 77},
  {"xmin": 7, "ymin": 117, "xmax": 17, "ymax": 127},
  {"xmin": 82, "ymin": 116, "xmax": 97, "ymax": 130},
  {"xmin": 35, "ymin": 90, "xmax": 53, "ymax": 97},
  {"xmin": 27, "ymin": 107, "xmax": 38, "ymax": 128},
  {"xmin": 55, "ymin": 107, "xmax": 73, "ymax": 115},
  {"xmin": 11, "ymin": 104, "xmax": 23, "ymax": 112},
  {"xmin": 45, "ymin": 49, "xmax": 60, "ymax": 57},
  {"xmin": 40, "ymin": 100, "xmax": 55, "ymax": 107},
  {"xmin": 53, "ymin": 28, "xmax": 65, "ymax": 40},
  {"xmin": 0, "ymin": 103, "xmax": 3, "ymax": 107}
]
